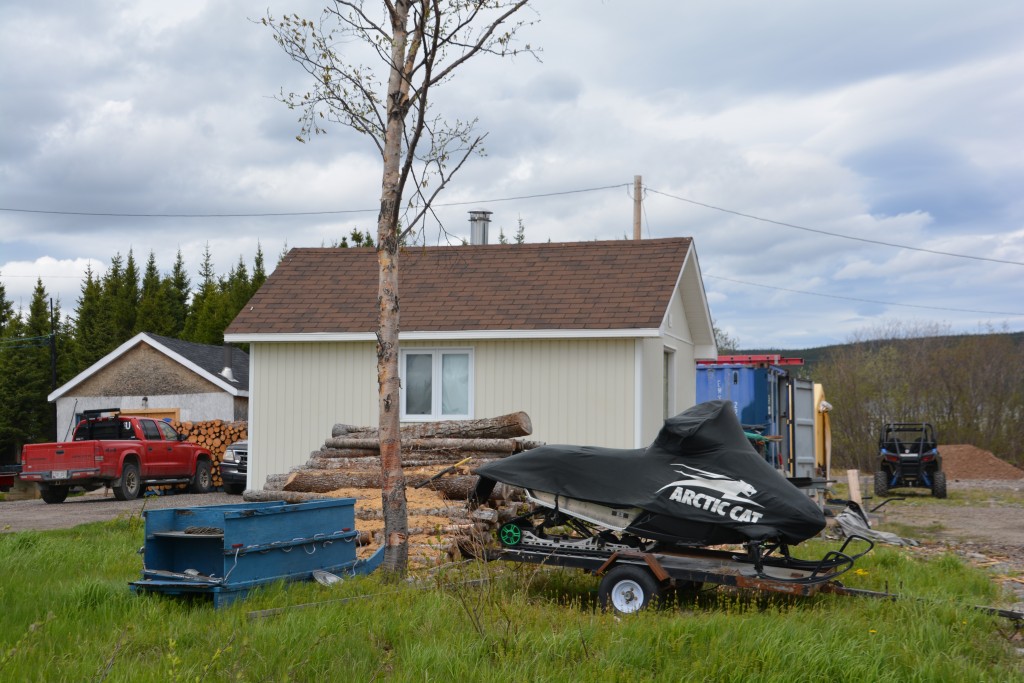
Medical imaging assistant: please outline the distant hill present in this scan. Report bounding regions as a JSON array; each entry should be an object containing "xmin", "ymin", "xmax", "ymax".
[{"xmin": 738, "ymin": 331, "xmax": 1024, "ymax": 373}]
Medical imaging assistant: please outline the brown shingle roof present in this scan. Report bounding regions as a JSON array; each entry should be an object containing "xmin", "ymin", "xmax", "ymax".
[{"xmin": 226, "ymin": 237, "xmax": 693, "ymax": 336}]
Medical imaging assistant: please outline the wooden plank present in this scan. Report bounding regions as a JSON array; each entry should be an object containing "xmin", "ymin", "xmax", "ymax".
[{"xmin": 847, "ymin": 469, "xmax": 862, "ymax": 505}]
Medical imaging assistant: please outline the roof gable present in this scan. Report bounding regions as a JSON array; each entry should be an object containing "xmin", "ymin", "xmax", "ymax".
[
  {"xmin": 226, "ymin": 238, "xmax": 696, "ymax": 338},
  {"xmin": 49, "ymin": 332, "xmax": 249, "ymax": 402}
]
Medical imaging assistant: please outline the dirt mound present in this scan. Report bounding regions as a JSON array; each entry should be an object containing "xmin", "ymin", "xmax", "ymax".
[{"xmin": 939, "ymin": 444, "xmax": 1024, "ymax": 480}]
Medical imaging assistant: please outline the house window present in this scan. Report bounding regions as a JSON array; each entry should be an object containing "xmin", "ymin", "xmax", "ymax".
[{"xmin": 401, "ymin": 349, "xmax": 473, "ymax": 420}]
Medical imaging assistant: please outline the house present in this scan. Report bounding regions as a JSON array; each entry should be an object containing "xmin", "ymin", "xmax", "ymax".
[
  {"xmin": 225, "ymin": 237, "xmax": 717, "ymax": 491},
  {"xmin": 48, "ymin": 332, "xmax": 249, "ymax": 440}
]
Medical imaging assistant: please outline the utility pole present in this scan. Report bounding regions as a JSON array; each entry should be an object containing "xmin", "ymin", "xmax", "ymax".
[{"xmin": 633, "ymin": 175, "xmax": 642, "ymax": 240}]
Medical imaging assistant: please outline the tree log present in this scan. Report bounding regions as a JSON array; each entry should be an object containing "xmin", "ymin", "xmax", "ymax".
[
  {"xmin": 331, "ymin": 412, "xmax": 532, "ymax": 440},
  {"xmin": 283, "ymin": 470, "xmax": 387, "ymax": 492},
  {"xmin": 356, "ymin": 506, "xmax": 466, "ymax": 521},
  {"xmin": 243, "ymin": 489, "xmax": 335, "ymax": 504},
  {"xmin": 263, "ymin": 473, "xmax": 292, "ymax": 491},
  {"xmin": 309, "ymin": 448, "xmax": 383, "ymax": 460},
  {"xmin": 304, "ymin": 454, "xmax": 502, "ymax": 470},
  {"xmin": 415, "ymin": 475, "xmax": 479, "ymax": 501},
  {"xmin": 322, "ymin": 436, "xmax": 520, "ymax": 453},
  {"xmin": 281, "ymin": 468, "xmax": 485, "ymax": 497},
  {"xmin": 304, "ymin": 456, "xmax": 383, "ymax": 470}
]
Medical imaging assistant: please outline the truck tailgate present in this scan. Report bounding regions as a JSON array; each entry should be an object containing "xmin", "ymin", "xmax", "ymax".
[{"xmin": 21, "ymin": 442, "xmax": 101, "ymax": 481}]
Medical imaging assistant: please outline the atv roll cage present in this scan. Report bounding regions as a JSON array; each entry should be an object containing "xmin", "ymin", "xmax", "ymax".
[{"xmin": 875, "ymin": 422, "xmax": 946, "ymax": 498}]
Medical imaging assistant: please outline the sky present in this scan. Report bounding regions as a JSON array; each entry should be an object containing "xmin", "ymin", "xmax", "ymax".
[{"xmin": 1, "ymin": 0, "xmax": 1022, "ymax": 349}]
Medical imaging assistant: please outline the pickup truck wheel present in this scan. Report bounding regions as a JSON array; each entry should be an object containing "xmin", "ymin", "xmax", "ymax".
[
  {"xmin": 190, "ymin": 459, "xmax": 213, "ymax": 494},
  {"xmin": 598, "ymin": 565, "xmax": 661, "ymax": 614},
  {"xmin": 113, "ymin": 462, "xmax": 141, "ymax": 501},
  {"xmin": 224, "ymin": 482, "xmax": 245, "ymax": 495},
  {"xmin": 40, "ymin": 485, "xmax": 69, "ymax": 504}
]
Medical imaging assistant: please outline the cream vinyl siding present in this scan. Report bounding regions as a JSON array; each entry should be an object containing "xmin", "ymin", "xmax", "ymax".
[
  {"xmin": 248, "ymin": 341, "xmax": 377, "ymax": 490},
  {"xmin": 248, "ymin": 336, "xmax": 687, "ymax": 488},
  {"xmin": 420, "ymin": 338, "xmax": 638, "ymax": 449}
]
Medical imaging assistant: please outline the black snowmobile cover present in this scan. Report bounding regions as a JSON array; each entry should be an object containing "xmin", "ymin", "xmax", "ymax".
[{"xmin": 476, "ymin": 400, "xmax": 825, "ymax": 544}]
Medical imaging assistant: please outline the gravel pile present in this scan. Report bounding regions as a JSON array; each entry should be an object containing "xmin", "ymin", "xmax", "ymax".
[{"xmin": 939, "ymin": 445, "xmax": 1024, "ymax": 481}]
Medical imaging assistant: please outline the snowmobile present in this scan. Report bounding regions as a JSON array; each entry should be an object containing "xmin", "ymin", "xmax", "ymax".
[
  {"xmin": 475, "ymin": 400, "xmax": 826, "ymax": 548},
  {"xmin": 468, "ymin": 402, "xmax": 1024, "ymax": 618},
  {"xmin": 472, "ymin": 401, "xmax": 856, "ymax": 589}
]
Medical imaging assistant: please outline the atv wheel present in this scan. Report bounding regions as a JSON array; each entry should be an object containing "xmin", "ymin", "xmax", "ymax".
[
  {"xmin": 599, "ymin": 565, "xmax": 661, "ymax": 614},
  {"xmin": 931, "ymin": 471, "xmax": 947, "ymax": 499},
  {"xmin": 873, "ymin": 471, "xmax": 889, "ymax": 497},
  {"xmin": 40, "ymin": 485, "xmax": 69, "ymax": 504},
  {"xmin": 498, "ymin": 523, "xmax": 523, "ymax": 547}
]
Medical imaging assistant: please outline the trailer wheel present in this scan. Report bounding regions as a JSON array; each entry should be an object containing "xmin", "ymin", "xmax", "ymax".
[
  {"xmin": 113, "ymin": 462, "xmax": 141, "ymax": 501},
  {"xmin": 40, "ymin": 485, "xmax": 69, "ymax": 504},
  {"xmin": 599, "ymin": 565, "xmax": 660, "ymax": 614},
  {"xmin": 873, "ymin": 471, "xmax": 889, "ymax": 497},
  {"xmin": 498, "ymin": 523, "xmax": 523, "ymax": 547},
  {"xmin": 931, "ymin": 471, "xmax": 947, "ymax": 499}
]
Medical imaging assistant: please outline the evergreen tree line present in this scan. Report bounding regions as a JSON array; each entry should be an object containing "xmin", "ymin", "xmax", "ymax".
[
  {"xmin": 812, "ymin": 323, "xmax": 1024, "ymax": 470},
  {"xmin": 0, "ymin": 245, "xmax": 267, "ymax": 459}
]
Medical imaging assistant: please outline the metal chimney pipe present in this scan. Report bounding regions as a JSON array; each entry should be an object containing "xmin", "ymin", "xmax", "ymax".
[
  {"xmin": 469, "ymin": 210, "xmax": 492, "ymax": 245},
  {"xmin": 220, "ymin": 344, "xmax": 236, "ymax": 382}
]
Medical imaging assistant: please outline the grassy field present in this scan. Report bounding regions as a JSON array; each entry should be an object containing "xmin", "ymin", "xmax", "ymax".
[{"xmin": 1, "ymin": 514, "xmax": 1021, "ymax": 682}]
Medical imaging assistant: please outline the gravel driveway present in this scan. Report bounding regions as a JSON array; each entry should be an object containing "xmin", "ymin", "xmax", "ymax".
[{"xmin": 0, "ymin": 488, "xmax": 243, "ymax": 533}]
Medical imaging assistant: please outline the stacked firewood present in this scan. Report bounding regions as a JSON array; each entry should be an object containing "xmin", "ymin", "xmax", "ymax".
[
  {"xmin": 246, "ymin": 412, "xmax": 537, "ymax": 566},
  {"xmin": 146, "ymin": 419, "xmax": 247, "ymax": 492}
]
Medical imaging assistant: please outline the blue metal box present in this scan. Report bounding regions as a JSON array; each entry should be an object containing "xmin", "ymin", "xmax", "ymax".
[{"xmin": 130, "ymin": 499, "xmax": 383, "ymax": 607}]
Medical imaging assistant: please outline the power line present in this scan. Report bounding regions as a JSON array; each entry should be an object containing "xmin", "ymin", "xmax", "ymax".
[
  {"xmin": 5, "ymin": 182, "xmax": 1019, "ymax": 268},
  {"xmin": 706, "ymin": 274, "xmax": 1024, "ymax": 317},
  {"xmin": 648, "ymin": 188, "xmax": 1024, "ymax": 267},
  {"xmin": 0, "ymin": 184, "xmax": 629, "ymax": 219}
]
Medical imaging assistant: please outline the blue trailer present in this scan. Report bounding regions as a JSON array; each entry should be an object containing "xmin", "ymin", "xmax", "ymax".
[
  {"xmin": 697, "ymin": 355, "xmax": 826, "ymax": 484},
  {"xmin": 130, "ymin": 499, "xmax": 383, "ymax": 607}
]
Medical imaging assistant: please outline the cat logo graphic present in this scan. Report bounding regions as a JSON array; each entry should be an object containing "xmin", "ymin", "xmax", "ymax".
[
  {"xmin": 656, "ymin": 464, "xmax": 764, "ymax": 523},
  {"xmin": 656, "ymin": 464, "xmax": 762, "ymax": 506}
]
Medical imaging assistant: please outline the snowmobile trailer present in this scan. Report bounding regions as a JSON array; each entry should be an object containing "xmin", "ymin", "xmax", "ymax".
[{"xmin": 470, "ymin": 402, "xmax": 1024, "ymax": 621}]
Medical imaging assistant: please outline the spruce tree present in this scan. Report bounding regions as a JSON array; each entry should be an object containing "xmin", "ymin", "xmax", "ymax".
[
  {"xmin": 251, "ymin": 243, "xmax": 267, "ymax": 297},
  {"xmin": 0, "ymin": 279, "xmax": 14, "ymax": 338},
  {"xmin": 164, "ymin": 249, "xmax": 191, "ymax": 338},
  {"xmin": 74, "ymin": 265, "xmax": 111, "ymax": 370},
  {"xmin": 183, "ymin": 244, "xmax": 222, "ymax": 344},
  {"xmin": 0, "ymin": 281, "xmax": 57, "ymax": 445},
  {"xmin": 135, "ymin": 251, "xmax": 174, "ymax": 336},
  {"xmin": 0, "ymin": 281, "xmax": 20, "ymax": 459}
]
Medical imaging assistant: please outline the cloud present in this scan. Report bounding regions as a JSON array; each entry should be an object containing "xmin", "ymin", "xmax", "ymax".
[{"xmin": 1, "ymin": 0, "xmax": 1023, "ymax": 346}]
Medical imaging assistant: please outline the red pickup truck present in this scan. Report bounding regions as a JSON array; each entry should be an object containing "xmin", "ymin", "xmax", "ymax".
[{"xmin": 20, "ymin": 414, "xmax": 214, "ymax": 504}]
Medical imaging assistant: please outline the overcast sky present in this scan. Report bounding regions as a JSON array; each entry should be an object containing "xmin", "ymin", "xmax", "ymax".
[{"xmin": 2, "ymin": 0, "xmax": 1022, "ymax": 349}]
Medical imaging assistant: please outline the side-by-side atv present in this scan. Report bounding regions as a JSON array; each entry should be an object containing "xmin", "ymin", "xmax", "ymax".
[{"xmin": 874, "ymin": 423, "xmax": 946, "ymax": 498}]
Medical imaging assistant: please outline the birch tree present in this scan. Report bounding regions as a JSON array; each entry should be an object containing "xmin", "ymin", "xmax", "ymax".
[{"xmin": 263, "ymin": 1, "xmax": 537, "ymax": 575}]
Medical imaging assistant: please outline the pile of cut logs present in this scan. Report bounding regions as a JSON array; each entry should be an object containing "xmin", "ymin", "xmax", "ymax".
[
  {"xmin": 148, "ymin": 419, "xmax": 247, "ymax": 492},
  {"xmin": 246, "ymin": 413, "xmax": 536, "ymax": 565}
]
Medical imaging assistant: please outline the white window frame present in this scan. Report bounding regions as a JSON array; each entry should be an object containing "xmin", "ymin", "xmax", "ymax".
[{"xmin": 399, "ymin": 347, "xmax": 474, "ymax": 421}]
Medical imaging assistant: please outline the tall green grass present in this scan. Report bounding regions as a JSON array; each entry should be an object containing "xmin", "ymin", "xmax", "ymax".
[{"xmin": 0, "ymin": 519, "xmax": 1020, "ymax": 682}]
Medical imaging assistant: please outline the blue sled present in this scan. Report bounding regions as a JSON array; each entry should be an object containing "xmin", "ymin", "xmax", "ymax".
[{"xmin": 129, "ymin": 499, "xmax": 384, "ymax": 608}]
